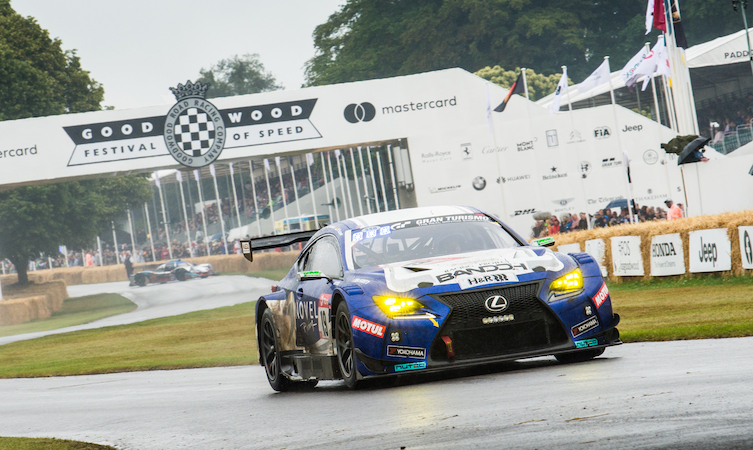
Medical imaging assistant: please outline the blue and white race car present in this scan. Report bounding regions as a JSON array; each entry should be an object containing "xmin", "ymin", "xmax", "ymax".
[{"xmin": 243, "ymin": 206, "xmax": 620, "ymax": 391}]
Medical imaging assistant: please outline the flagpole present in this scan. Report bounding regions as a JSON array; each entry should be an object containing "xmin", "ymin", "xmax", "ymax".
[
  {"xmin": 521, "ymin": 67, "xmax": 529, "ymax": 100},
  {"xmin": 605, "ymin": 56, "xmax": 616, "ymax": 105},
  {"xmin": 193, "ymin": 170, "xmax": 210, "ymax": 256},
  {"xmin": 229, "ymin": 163, "xmax": 242, "ymax": 230},
  {"xmin": 144, "ymin": 203, "xmax": 156, "ymax": 261},
  {"xmin": 288, "ymin": 156, "xmax": 303, "ymax": 219},
  {"xmin": 334, "ymin": 150, "xmax": 351, "ymax": 218},
  {"xmin": 358, "ymin": 146, "xmax": 372, "ymax": 214},
  {"xmin": 387, "ymin": 144, "xmax": 400, "ymax": 210},
  {"xmin": 155, "ymin": 173, "xmax": 173, "ymax": 259},
  {"xmin": 368, "ymin": 147, "xmax": 381, "ymax": 213},
  {"xmin": 606, "ymin": 72, "xmax": 638, "ymax": 223},
  {"xmin": 349, "ymin": 148, "xmax": 364, "ymax": 216},
  {"xmin": 127, "ymin": 208, "xmax": 136, "ymax": 255},
  {"xmin": 645, "ymin": 42, "xmax": 663, "ymax": 125},
  {"xmin": 320, "ymin": 152, "xmax": 337, "ymax": 221},
  {"xmin": 562, "ymin": 66, "xmax": 572, "ymax": 111},
  {"xmin": 176, "ymin": 171, "xmax": 192, "ymax": 250},
  {"xmin": 275, "ymin": 157, "xmax": 290, "ymax": 221},
  {"xmin": 327, "ymin": 151, "xmax": 343, "ymax": 219}
]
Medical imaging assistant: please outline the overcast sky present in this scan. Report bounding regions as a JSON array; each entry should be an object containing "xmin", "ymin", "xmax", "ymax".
[{"xmin": 12, "ymin": 0, "xmax": 344, "ymax": 110}]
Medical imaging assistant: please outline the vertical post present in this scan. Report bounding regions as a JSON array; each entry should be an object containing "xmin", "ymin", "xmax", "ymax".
[
  {"xmin": 521, "ymin": 67, "xmax": 529, "ymax": 100},
  {"xmin": 289, "ymin": 156, "xmax": 303, "ymax": 218},
  {"xmin": 144, "ymin": 202, "xmax": 156, "ymax": 261},
  {"xmin": 264, "ymin": 159, "xmax": 277, "ymax": 231},
  {"xmin": 229, "ymin": 163, "xmax": 242, "ymax": 230},
  {"xmin": 176, "ymin": 172, "xmax": 192, "ymax": 250},
  {"xmin": 210, "ymin": 164, "xmax": 228, "ymax": 254},
  {"xmin": 127, "ymin": 209, "xmax": 137, "ymax": 255},
  {"xmin": 336, "ymin": 150, "xmax": 355, "ymax": 217},
  {"xmin": 249, "ymin": 161, "xmax": 263, "ymax": 237},
  {"xmin": 111, "ymin": 221, "xmax": 120, "ymax": 264},
  {"xmin": 321, "ymin": 153, "xmax": 336, "ymax": 221},
  {"xmin": 305, "ymin": 153, "xmax": 320, "ymax": 228},
  {"xmin": 193, "ymin": 170, "xmax": 210, "ymax": 256},
  {"xmin": 155, "ymin": 174, "xmax": 173, "ymax": 259},
  {"xmin": 358, "ymin": 146, "xmax": 372, "ymax": 214},
  {"xmin": 376, "ymin": 148, "xmax": 389, "ymax": 211},
  {"xmin": 349, "ymin": 148, "xmax": 364, "ymax": 216},
  {"xmin": 96, "ymin": 236, "xmax": 103, "ymax": 266},
  {"xmin": 326, "ymin": 152, "xmax": 341, "ymax": 220},
  {"xmin": 387, "ymin": 144, "xmax": 401, "ymax": 210},
  {"xmin": 368, "ymin": 147, "xmax": 381, "ymax": 213}
]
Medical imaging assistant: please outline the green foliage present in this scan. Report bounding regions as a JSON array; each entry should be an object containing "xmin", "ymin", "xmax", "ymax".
[
  {"xmin": 196, "ymin": 54, "xmax": 283, "ymax": 98},
  {"xmin": 475, "ymin": 66, "xmax": 566, "ymax": 101},
  {"xmin": 305, "ymin": 0, "xmax": 745, "ymax": 86}
]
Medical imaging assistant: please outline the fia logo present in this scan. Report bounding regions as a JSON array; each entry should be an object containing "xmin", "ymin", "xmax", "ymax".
[{"xmin": 594, "ymin": 126, "xmax": 611, "ymax": 139}]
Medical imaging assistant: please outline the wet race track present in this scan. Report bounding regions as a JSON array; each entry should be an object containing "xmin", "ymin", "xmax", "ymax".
[{"xmin": 2, "ymin": 277, "xmax": 753, "ymax": 449}]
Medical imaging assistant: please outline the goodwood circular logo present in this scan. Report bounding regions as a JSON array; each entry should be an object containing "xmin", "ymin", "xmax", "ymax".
[
  {"xmin": 643, "ymin": 149, "xmax": 658, "ymax": 165},
  {"xmin": 344, "ymin": 102, "xmax": 376, "ymax": 123},
  {"xmin": 163, "ymin": 81, "xmax": 226, "ymax": 168}
]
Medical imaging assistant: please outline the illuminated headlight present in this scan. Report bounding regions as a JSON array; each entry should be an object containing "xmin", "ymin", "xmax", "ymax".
[
  {"xmin": 550, "ymin": 269, "xmax": 583, "ymax": 295},
  {"xmin": 373, "ymin": 295, "xmax": 425, "ymax": 318}
]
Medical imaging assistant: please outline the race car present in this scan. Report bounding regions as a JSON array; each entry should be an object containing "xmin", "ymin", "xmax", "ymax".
[
  {"xmin": 242, "ymin": 205, "xmax": 620, "ymax": 391},
  {"xmin": 130, "ymin": 259, "xmax": 216, "ymax": 287}
]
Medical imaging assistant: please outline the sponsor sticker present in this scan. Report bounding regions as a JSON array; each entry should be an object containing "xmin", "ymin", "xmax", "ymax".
[
  {"xmin": 571, "ymin": 316, "xmax": 599, "ymax": 338},
  {"xmin": 387, "ymin": 345, "xmax": 426, "ymax": 359},
  {"xmin": 394, "ymin": 361, "xmax": 427, "ymax": 372},
  {"xmin": 592, "ymin": 282, "xmax": 609, "ymax": 309},
  {"xmin": 575, "ymin": 338, "xmax": 599, "ymax": 348},
  {"xmin": 458, "ymin": 272, "xmax": 518, "ymax": 289},
  {"xmin": 351, "ymin": 315, "xmax": 386, "ymax": 338}
]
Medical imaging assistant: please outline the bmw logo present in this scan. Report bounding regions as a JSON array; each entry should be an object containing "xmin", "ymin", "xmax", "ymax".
[
  {"xmin": 472, "ymin": 176, "xmax": 487, "ymax": 191},
  {"xmin": 344, "ymin": 102, "xmax": 376, "ymax": 123},
  {"xmin": 484, "ymin": 295, "xmax": 509, "ymax": 313}
]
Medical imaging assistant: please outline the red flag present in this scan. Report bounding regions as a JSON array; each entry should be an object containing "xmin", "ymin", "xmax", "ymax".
[
  {"xmin": 494, "ymin": 72, "xmax": 525, "ymax": 112},
  {"xmin": 653, "ymin": 0, "xmax": 667, "ymax": 33}
]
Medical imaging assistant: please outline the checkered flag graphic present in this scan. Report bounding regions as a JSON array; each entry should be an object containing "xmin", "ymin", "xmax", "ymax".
[{"xmin": 175, "ymin": 107, "xmax": 215, "ymax": 156}]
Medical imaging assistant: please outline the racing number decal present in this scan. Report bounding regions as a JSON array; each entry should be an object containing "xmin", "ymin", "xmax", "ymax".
[{"xmin": 318, "ymin": 294, "xmax": 332, "ymax": 339}]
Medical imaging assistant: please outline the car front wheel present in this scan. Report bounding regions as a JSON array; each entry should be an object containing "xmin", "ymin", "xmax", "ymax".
[{"xmin": 335, "ymin": 302, "xmax": 360, "ymax": 389}]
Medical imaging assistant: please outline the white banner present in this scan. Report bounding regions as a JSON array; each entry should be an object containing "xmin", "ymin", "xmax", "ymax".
[
  {"xmin": 611, "ymin": 235, "xmax": 644, "ymax": 276},
  {"xmin": 585, "ymin": 238, "xmax": 607, "ymax": 276},
  {"xmin": 740, "ymin": 226, "xmax": 753, "ymax": 270},
  {"xmin": 557, "ymin": 243, "xmax": 581, "ymax": 254},
  {"xmin": 689, "ymin": 229, "xmax": 731, "ymax": 273},
  {"xmin": 650, "ymin": 233, "xmax": 685, "ymax": 276}
]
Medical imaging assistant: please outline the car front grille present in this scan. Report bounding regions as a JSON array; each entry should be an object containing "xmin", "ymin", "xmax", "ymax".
[{"xmin": 430, "ymin": 281, "xmax": 568, "ymax": 361}]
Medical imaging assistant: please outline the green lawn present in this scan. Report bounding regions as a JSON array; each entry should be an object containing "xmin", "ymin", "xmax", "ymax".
[
  {"xmin": 0, "ymin": 437, "xmax": 116, "ymax": 450},
  {"xmin": 0, "ymin": 294, "xmax": 137, "ymax": 338}
]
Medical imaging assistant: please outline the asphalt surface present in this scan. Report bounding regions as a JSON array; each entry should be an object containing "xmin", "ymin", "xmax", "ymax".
[
  {"xmin": 3, "ymin": 337, "xmax": 753, "ymax": 449},
  {"xmin": 0, "ymin": 275, "xmax": 273, "ymax": 345}
]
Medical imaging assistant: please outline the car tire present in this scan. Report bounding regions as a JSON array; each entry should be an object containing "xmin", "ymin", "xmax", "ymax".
[
  {"xmin": 335, "ymin": 302, "xmax": 361, "ymax": 389},
  {"xmin": 175, "ymin": 268, "xmax": 187, "ymax": 281},
  {"xmin": 260, "ymin": 308, "xmax": 291, "ymax": 392},
  {"xmin": 555, "ymin": 347, "xmax": 605, "ymax": 364},
  {"xmin": 134, "ymin": 273, "xmax": 147, "ymax": 287}
]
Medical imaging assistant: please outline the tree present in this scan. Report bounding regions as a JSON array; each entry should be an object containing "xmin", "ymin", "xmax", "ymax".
[
  {"xmin": 475, "ymin": 66, "xmax": 565, "ymax": 101},
  {"xmin": 304, "ymin": 0, "xmax": 743, "ymax": 86},
  {"xmin": 0, "ymin": 2, "xmax": 151, "ymax": 284},
  {"xmin": 196, "ymin": 54, "xmax": 283, "ymax": 98}
]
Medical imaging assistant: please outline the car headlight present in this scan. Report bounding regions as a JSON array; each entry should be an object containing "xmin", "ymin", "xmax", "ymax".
[
  {"xmin": 373, "ymin": 295, "xmax": 425, "ymax": 318},
  {"xmin": 550, "ymin": 269, "xmax": 583, "ymax": 294}
]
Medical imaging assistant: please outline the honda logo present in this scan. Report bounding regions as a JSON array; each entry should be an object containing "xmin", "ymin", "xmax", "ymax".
[{"xmin": 484, "ymin": 295, "xmax": 509, "ymax": 313}]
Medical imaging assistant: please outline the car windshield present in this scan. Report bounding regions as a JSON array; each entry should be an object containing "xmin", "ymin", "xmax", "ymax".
[{"xmin": 346, "ymin": 215, "xmax": 522, "ymax": 269}]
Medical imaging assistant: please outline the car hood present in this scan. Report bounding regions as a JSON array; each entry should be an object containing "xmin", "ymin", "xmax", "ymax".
[{"xmin": 380, "ymin": 247, "xmax": 565, "ymax": 292}]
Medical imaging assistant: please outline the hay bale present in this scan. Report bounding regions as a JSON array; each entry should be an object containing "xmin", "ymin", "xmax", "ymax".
[
  {"xmin": 539, "ymin": 210, "xmax": 753, "ymax": 281},
  {"xmin": 0, "ymin": 295, "xmax": 50, "ymax": 326}
]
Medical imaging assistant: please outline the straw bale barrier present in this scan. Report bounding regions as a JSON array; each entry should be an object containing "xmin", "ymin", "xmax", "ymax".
[
  {"xmin": 0, "ymin": 279, "xmax": 68, "ymax": 326},
  {"xmin": 549, "ymin": 210, "xmax": 753, "ymax": 281}
]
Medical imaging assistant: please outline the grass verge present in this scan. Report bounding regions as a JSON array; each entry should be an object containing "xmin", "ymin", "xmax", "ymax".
[
  {"xmin": 0, "ymin": 294, "xmax": 137, "ymax": 338},
  {"xmin": 0, "ymin": 437, "xmax": 116, "ymax": 449},
  {"xmin": 0, "ymin": 302, "xmax": 256, "ymax": 378}
]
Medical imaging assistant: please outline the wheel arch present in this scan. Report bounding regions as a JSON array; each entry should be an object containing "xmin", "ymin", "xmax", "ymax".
[{"xmin": 255, "ymin": 298, "xmax": 270, "ymax": 367}]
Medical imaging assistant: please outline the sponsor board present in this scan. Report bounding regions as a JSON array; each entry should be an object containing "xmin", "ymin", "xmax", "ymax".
[
  {"xmin": 458, "ymin": 272, "xmax": 518, "ymax": 290},
  {"xmin": 585, "ymin": 239, "xmax": 608, "ymax": 277},
  {"xmin": 611, "ymin": 236, "xmax": 644, "ymax": 276},
  {"xmin": 689, "ymin": 229, "xmax": 731, "ymax": 273},
  {"xmin": 387, "ymin": 345, "xmax": 426, "ymax": 359},
  {"xmin": 351, "ymin": 316, "xmax": 386, "ymax": 338},
  {"xmin": 650, "ymin": 233, "xmax": 685, "ymax": 276},
  {"xmin": 571, "ymin": 316, "xmax": 599, "ymax": 338},
  {"xmin": 740, "ymin": 226, "xmax": 753, "ymax": 270}
]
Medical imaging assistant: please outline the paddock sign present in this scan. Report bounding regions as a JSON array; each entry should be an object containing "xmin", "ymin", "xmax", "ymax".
[{"xmin": 689, "ymin": 229, "xmax": 731, "ymax": 273}]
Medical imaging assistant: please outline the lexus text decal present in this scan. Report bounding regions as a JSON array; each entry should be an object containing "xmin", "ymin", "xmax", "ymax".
[{"xmin": 65, "ymin": 80, "xmax": 320, "ymax": 168}]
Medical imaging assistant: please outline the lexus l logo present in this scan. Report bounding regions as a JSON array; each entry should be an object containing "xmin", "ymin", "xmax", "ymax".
[
  {"xmin": 485, "ymin": 295, "xmax": 509, "ymax": 313},
  {"xmin": 344, "ymin": 102, "xmax": 376, "ymax": 123}
]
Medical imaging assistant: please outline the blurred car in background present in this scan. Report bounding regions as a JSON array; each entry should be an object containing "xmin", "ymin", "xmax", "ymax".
[{"xmin": 130, "ymin": 259, "xmax": 216, "ymax": 287}]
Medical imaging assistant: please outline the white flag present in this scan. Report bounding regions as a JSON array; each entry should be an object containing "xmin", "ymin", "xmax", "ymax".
[
  {"xmin": 620, "ymin": 46, "xmax": 650, "ymax": 85},
  {"xmin": 306, "ymin": 153, "xmax": 315, "ymax": 166},
  {"xmin": 154, "ymin": 172, "xmax": 161, "ymax": 188},
  {"xmin": 264, "ymin": 158, "xmax": 271, "ymax": 171},
  {"xmin": 645, "ymin": 0, "xmax": 655, "ymax": 35},
  {"xmin": 193, "ymin": 169, "xmax": 200, "ymax": 182},
  {"xmin": 176, "ymin": 171, "xmax": 183, "ymax": 182},
  {"xmin": 549, "ymin": 68, "xmax": 569, "ymax": 114},
  {"xmin": 275, "ymin": 156, "xmax": 281, "ymax": 167},
  {"xmin": 577, "ymin": 60, "xmax": 610, "ymax": 93},
  {"xmin": 335, "ymin": 149, "xmax": 341, "ymax": 158},
  {"xmin": 626, "ymin": 39, "xmax": 668, "ymax": 91},
  {"xmin": 209, "ymin": 163, "xmax": 216, "ymax": 177},
  {"xmin": 229, "ymin": 162, "xmax": 234, "ymax": 175}
]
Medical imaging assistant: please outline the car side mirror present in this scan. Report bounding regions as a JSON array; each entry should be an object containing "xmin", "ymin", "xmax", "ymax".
[
  {"xmin": 297, "ymin": 270, "xmax": 332, "ymax": 282},
  {"xmin": 531, "ymin": 236, "xmax": 555, "ymax": 247}
]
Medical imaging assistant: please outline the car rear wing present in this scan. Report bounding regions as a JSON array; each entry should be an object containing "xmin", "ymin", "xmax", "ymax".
[{"xmin": 240, "ymin": 230, "xmax": 318, "ymax": 262}]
